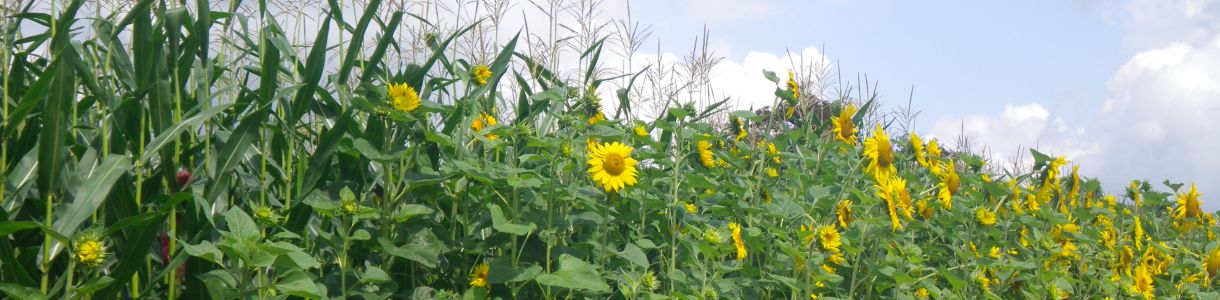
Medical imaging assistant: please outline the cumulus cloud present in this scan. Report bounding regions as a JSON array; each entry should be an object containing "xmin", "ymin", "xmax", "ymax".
[{"xmin": 927, "ymin": 103, "xmax": 1096, "ymax": 170}]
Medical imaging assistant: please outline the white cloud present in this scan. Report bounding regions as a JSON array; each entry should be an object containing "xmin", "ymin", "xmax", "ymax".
[
  {"xmin": 709, "ymin": 47, "xmax": 831, "ymax": 110},
  {"xmin": 927, "ymin": 103, "xmax": 1097, "ymax": 169}
]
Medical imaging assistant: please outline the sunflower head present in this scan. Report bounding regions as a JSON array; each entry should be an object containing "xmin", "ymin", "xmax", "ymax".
[
  {"xmin": 975, "ymin": 208, "xmax": 997, "ymax": 226},
  {"xmin": 863, "ymin": 124, "xmax": 896, "ymax": 180},
  {"xmin": 470, "ymin": 262, "xmax": 490, "ymax": 288},
  {"xmin": 697, "ymin": 140, "xmax": 716, "ymax": 168},
  {"xmin": 587, "ymin": 141, "xmax": 639, "ymax": 193},
  {"xmin": 73, "ymin": 229, "xmax": 108, "ymax": 267},
  {"xmin": 910, "ymin": 132, "xmax": 927, "ymax": 166},
  {"xmin": 387, "ymin": 82, "xmax": 421, "ymax": 112},
  {"xmin": 835, "ymin": 199, "xmax": 854, "ymax": 229},
  {"xmin": 254, "ymin": 205, "xmax": 280, "ymax": 224},
  {"xmin": 729, "ymin": 222, "xmax": 747, "ymax": 260},
  {"xmin": 1175, "ymin": 183, "xmax": 1203, "ymax": 220},
  {"xmin": 471, "ymin": 113, "xmax": 499, "ymax": 140},
  {"xmin": 830, "ymin": 104, "xmax": 858, "ymax": 145},
  {"xmin": 684, "ymin": 202, "xmax": 698, "ymax": 214},
  {"xmin": 816, "ymin": 225, "xmax": 842, "ymax": 253},
  {"xmin": 635, "ymin": 125, "xmax": 650, "ymax": 137},
  {"xmin": 786, "ymin": 70, "xmax": 800, "ymax": 100},
  {"xmin": 472, "ymin": 65, "xmax": 492, "ymax": 85}
]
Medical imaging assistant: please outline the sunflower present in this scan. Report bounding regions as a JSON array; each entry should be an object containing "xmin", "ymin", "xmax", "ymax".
[
  {"xmin": 816, "ymin": 225, "xmax": 842, "ymax": 253},
  {"xmin": 830, "ymin": 104, "xmax": 858, "ymax": 145},
  {"xmin": 910, "ymin": 132, "xmax": 928, "ymax": 167},
  {"xmin": 1206, "ymin": 247, "xmax": 1220, "ymax": 277},
  {"xmin": 470, "ymin": 262, "xmax": 490, "ymax": 288},
  {"xmin": 388, "ymin": 82, "xmax": 421, "ymax": 112},
  {"xmin": 786, "ymin": 70, "xmax": 800, "ymax": 100},
  {"xmin": 934, "ymin": 160, "xmax": 960, "ymax": 210},
  {"xmin": 1134, "ymin": 216, "xmax": 1146, "ymax": 250},
  {"xmin": 587, "ymin": 141, "xmax": 639, "ymax": 193},
  {"xmin": 766, "ymin": 167, "xmax": 779, "ymax": 178},
  {"xmin": 472, "ymin": 65, "xmax": 492, "ymax": 85},
  {"xmin": 863, "ymin": 124, "xmax": 897, "ymax": 180},
  {"xmin": 635, "ymin": 125, "xmax": 650, "ymax": 137},
  {"xmin": 588, "ymin": 111, "xmax": 606, "ymax": 125},
  {"xmin": 684, "ymin": 202, "xmax": 698, "ymax": 214},
  {"xmin": 732, "ymin": 117, "xmax": 748, "ymax": 142},
  {"xmin": 1174, "ymin": 183, "xmax": 1203, "ymax": 221},
  {"xmin": 1129, "ymin": 181, "xmax": 1143, "ymax": 208},
  {"xmin": 835, "ymin": 199, "xmax": 854, "ymax": 229},
  {"xmin": 975, "ymin": 208, "xmax": 996, "ymax": 226},
  {"xmin": 73, "ymin": 229, "xmax": 108, "ymax": 267},
  {"xmin": 926, "ymin": 139, "xmax": 943, "ymax": 157},
  {"xmin": 876, "ymin": 175, "xmax": 913, "ymax": 231},
  {"xmin": 729, "ymin": 222, "xmax": 747, "ymax": 260},
  {"xmin": 697, "ymin": 140, "xmax": 716, "ymax": 168},
  {"xmin": 915, "ymin": 288, "xmax": 929, "ymax": 299},
  {"xmin": 1131, "ymin": 263, "xmax": 1155, "ymax": 299},
  {"xmin": 470, "ymin": 113, "xmax": 499, "ymax": 140},
  {"xmin": 764, "ymin": 140, "xmax": 781, "ymax": 164}
]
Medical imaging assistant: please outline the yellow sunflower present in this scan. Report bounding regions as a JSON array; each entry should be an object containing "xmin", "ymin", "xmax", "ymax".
[
  {"xmin": 1206, "ymin": 246, "xmax": 1220, "ymax": 277},
  {"xmin": 388, "ymin": 82, "xmax": 421, "ymax": 112},
  {"xmin": 470, "ymin": 113, "xmax": 499, "ymax": 140},
  {"xmin": 926, "ymin": 139, "xmax": 943, "ymax": 157},
  {"xmin": 472, "ymin": 65, "xmax": 492, "ymax": 85},
  {"xmin": 587, "ymin": 141, "xmax": 639, "ymax": 193},
  {"xmin": 935, "ymin": 160, "xmax": 960, "ymax": 210},
  {"xmin": 835, "ymin": 199, "xmax": 854, "ymax": 229},
  {"xmin": 786, "ymin": 70, "xmax": 800, "ymax": 100},
  {"xmin": 635, "ymin": 125, "xmax": 650, "ymax": 137},
  {"xmin": 73, "ymin": 230, "xmax": 108, "ymax": 267},
  {"xmin": 684, "ymin": 202, "xmax": 698, "ymax": 214},
  {"xmin": 729, "ymin": 222, "xmax": 747, "ymax": 260},
  {"xmin": 697, "ymin": 140, "xmax": 716, "ymax": 168},
  {"xmin": 1131, "ymin": 263, "xmax": 1155, "ymax": 299},
  {"xmin": 1174, "ymin": 183, "xmax": 1203, "ymax": 220},
  {"xmin": 876, "ymin": 175, "xmax": 913, "ymax": 231},
  {"xmin": 588, "ymin": 111, "xmax": 606, "ymax": 125},
  {"xmin": 816, "ymin": 225, "xmax": 842, "ymax": 253},
  {"xmin": 910, "ymin": 132, "xmax": 928, "ymax": 167},
  {"xmin": 863, "ymin": 124, "xmax": 897, "ymax": 180},
  {"xmin": 830, "ymin": 104, "xmax": 858, "ymax": 145},
  {"xmin": 975, "ymin": 207, "xmax": 996, "ymax": 226},
  {"xmin": 732, "ymin": 117, "xmax": 748, "ymax": 142},
  {"xmin": 470, "ymin": 262, "xmax": 490, "ymax": 287}
]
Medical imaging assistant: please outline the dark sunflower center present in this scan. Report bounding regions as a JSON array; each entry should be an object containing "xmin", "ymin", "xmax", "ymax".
[{"xmin": 604, "ymin": 153, "xmax": 626, "ymax": 176}]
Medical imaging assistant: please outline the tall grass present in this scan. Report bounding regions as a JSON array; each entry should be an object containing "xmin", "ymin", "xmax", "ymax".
[{"xmin": 2, "ymin": 1, "xmax": 1218, "ymax": 299}]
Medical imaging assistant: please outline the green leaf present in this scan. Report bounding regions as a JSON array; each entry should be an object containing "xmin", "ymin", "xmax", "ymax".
[
  {"xmin": 361, "ymin": 266, "xmax": 391, "ymax": 284},
  {"xmin": 762, "ymin": 70, "xmax": 780, "ymax": 83},
  {"xmin": 182, "ymin": 240, "xmax": 224, "ymax": 264},
  {"xmin": 38, "ymin": 51, "xmax": 76, "ymax": 202},
  {"xmin": 198, "ymin": 270, "xmax": 237, "ymax": 300},
  {"xmin": 48, "ymin": 155, "xmax": 132, "ymax": 260},
  {"xmin": 394, "ymin": 204, "xmax": 435, "ymax": 223},
  {"xmin": 381, "ymin": 229, "xmax": 448, "ymax": 268},
  {"xmin": 487, "ymin": 256, "xmax": 543, "ymax": 284},
  {"xmin": 489, "ymin": 204, "xmax": 536, "ymax": 236},
  {"xmin": 0, "ymin": 283, "xmax": 44, "ymax": 300},
  {"xmin": 140, "ymin": 104, "xmax": 233, "ymax": 162},
  {"xmin": 617, "ymin": 243, "xmax": 649, "ymax": 268},
  {"xmin": 75, "ymin": 276, "xmax": 115, "ymax": 294},
  {"xmin": 535, "ymin": 254, "xmax": 610, "ymax": 293},
  {"xmin": 0, "ymin": 221, "xmax": 41, "ymax": 236},
  {"xmin": 275, "ymin": 269, "xmax": 324, "ymax": 299},
  {"xmin": 223, "ymin": 209, "xmax": 259, "ymax": 242}
]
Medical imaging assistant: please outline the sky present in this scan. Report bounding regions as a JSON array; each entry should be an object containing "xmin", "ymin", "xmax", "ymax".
[{"xmin": 607, "ymin": 0, "xmax": 1220, "ymax": 209}]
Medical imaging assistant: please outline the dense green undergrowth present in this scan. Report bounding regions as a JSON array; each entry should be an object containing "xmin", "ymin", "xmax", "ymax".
[{"xmin": 2, "ymin": 1, "xmax": 1218, "ymax": 299}]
